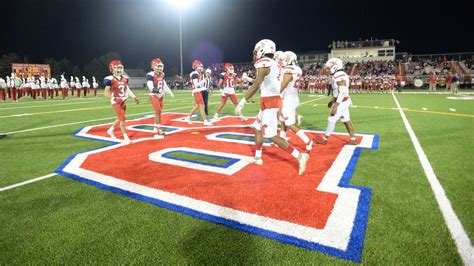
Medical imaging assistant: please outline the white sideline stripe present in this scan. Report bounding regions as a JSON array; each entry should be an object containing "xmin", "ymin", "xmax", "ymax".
[
  {"xmin": 1, "ymin": 102, "xmax": 218, "ymax": 135},
  {"xmin": 0, "ymin": 173, "xmax": 57, "ymax": 192},
  {"xmin": 0, "ymin": 96, "xmax": 102, "ymax": 107},
  {"xmin": 0, "ymin": 99, "xmax": 105, "ymax": 110},
  {"xmin": 392, "ymin": 93, "xmax": 474, "ymax": 265}
]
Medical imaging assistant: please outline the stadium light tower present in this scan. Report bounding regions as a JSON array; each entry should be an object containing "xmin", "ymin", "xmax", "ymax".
[{"xmin": 167, "ymin": 0, "xmax": 196, "ymax": 78}]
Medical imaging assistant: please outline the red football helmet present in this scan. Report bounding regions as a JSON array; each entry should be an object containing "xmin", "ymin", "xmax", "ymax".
[
  {"xmin": 109, "ymin": 60, "xmax": 124, "ymax": 75},
  {"xmin": 192, "ymin": 60, "xmax": 203, "ymax": 71},
  {"xmin": 224, "ymin": 63, "xmax": 234, "ymax": 74},
  {"xmin": 151, "ymin": 58, "xmax": 164, "ymax": 72}
]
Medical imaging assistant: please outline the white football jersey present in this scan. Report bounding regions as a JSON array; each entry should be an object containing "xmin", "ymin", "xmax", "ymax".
[
  {"xmin": 254, "ymin": 58, "xmax": 280, "ymax": 97},
  {"xmin": 281, "ymin": 65, "xmax": 302, "ymax": 97},
  {"xmin": 332, "ymin": 71, "xmax": 350, "ymax": 99}
]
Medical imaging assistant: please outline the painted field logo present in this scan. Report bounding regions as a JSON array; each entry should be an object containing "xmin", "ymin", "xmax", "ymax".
[{"xmin": 56, "ymin": 112, "xmax": 379, "ymax": 262}]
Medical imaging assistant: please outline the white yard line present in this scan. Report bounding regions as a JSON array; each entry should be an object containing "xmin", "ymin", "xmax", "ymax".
[
  {"xmin": 392, "ymin": 93, "xmax": 474, "ymax": 265},
  {"xmin": 299, "ymin": 96, "xmax": 327, "ymax": 105},
  {"xmin": 1, "ymin": 102, "xmax": 218, "ymax": 135},
  {"xmin": 0, "ymin": 173, "xmax": 57, "ymax": 192}
]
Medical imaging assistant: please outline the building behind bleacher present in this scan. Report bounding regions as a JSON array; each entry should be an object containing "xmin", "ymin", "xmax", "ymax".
[
  {"xmin": 297, "ymin": 51, "xmax": 328, "ymax": 64},
  {"xmin": 330, "ymin": 39, "xmax": 396, "ymax": 63}
]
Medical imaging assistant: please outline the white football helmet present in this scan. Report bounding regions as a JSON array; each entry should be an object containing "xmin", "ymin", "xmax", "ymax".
[
  {"xmin": 325, "ymin": 57, "xmax": 344, "ymax": 75},
  {"xmin": 273, "ymin": 51, "xmax": 284, "ymax": 67},
  {"xmin": 253, "ymin": 39, "xmax": 276, "ymax": 62},
  {"xmin": 205, "ymin": 69, "xmax": 212, "ymax": 74},
  {"xmin": 283, "ymin": 51, "xmax": 298, "ymax": 66}
]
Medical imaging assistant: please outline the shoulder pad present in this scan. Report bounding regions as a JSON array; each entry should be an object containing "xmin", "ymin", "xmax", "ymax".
[{"xmin": 254, "ymin": 58, "xmax": 273, "ymax": 68}]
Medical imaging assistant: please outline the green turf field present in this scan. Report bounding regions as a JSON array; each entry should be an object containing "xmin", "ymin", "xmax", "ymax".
[{"xmin": 0, "ymin": 89, "xmax": 473, "ymax": 264}]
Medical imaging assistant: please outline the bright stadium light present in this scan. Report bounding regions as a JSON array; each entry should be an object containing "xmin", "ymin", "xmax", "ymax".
[
  {"xmin": 168, "ymin": 0, "xmax": 196, "ymax": 10},
  {"xmin": 165, "ymin": 0, "xmax": 200, "ymax": 80}
]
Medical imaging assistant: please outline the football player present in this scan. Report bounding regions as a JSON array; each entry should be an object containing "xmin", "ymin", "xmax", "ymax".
[
  {"xmin": 187, "ymin": 60, "xmax": 212, "ymax": 125},
  {"xmin": 104, "ymin": 60, "xmax": 140, "ymax": 144},
  {"xmin": 315, "ymin": 58, "xmax": 357, "ymax": 145},
  {"xmin": 278, "ymin": 51, "xmax": 314, "ymax": 152},
  {"xmin": 214, "ymin": 63, "xmax": 245, "ymax": 120},
  {"xmin": 146, "ymin": 58, "xmax": 174, "ymax": 139},
  {"xmin": 235, "ymin": 39, "xmax": 309, "ymax": 175}
]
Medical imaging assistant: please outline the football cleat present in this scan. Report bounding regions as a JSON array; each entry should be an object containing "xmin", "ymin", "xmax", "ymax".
[
  {"xmin": 107, "ymin": 128, "xmax": 116, "ymax": 139},
  {"xmin": 153, "ymin": 134, "xmax": 164, "ymax": 139},
  {"xmin": 297, "ymin": 115, "xmax": 303, "ymax": 126},
  {"xmin": 306, "ymin": 140, "xmax": 314, "ymax": 153},
  {"xmin": 253, "ymin": 157, "xmax": 263, "ymax": 165},
  {"xmin": 123, "ymin": 139, "xmax": 132, "ymax": 145},
  {"xmin": 213, "ymin": 113, "xmax": 219, "ymax": 120},
  {"xmin": 314, "ymin": 137, "xmax": 328, "ymax": 145},
  {"xmin": 298, "ymin": 153, "xmax": 309, "ymax": 175},
  {"xmin": 203, "ymin": 121, "xmax": 213, "ymax": 126},
  {"xmin": 347, "ymin": 139, "xmax": 358, "ymax": 145}
]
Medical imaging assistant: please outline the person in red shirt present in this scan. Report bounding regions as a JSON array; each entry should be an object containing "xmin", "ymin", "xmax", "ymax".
[
  {"xmin": 429, "ymin": 72, "xmax": 437, "ymax": 93},
  {"xmin": 104, "ymin": 60, "xmax": 140, "ymax": 144},
  {"xmin": 445, "ymin": 73, "xmax": 453, "ymax": 92}
]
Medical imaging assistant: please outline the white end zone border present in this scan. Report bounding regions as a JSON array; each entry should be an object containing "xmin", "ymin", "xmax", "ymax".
[{"xmin": 55, "ymin": 113, "xmax": 379, "ymax": 262}]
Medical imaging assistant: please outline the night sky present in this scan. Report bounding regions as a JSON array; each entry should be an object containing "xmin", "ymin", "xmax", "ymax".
[{"xmin": 2, "ymin": 0, "xmax": 472, "ymax": 75}]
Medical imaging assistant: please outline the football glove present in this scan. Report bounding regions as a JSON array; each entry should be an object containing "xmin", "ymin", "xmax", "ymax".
[
  {"xmin": 152, "ymin": 87, "xmax": 162, "ymax": 94},
  {"xmin": 235, "ymin": 98, "xmax": 247, "ymax": 115}
]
